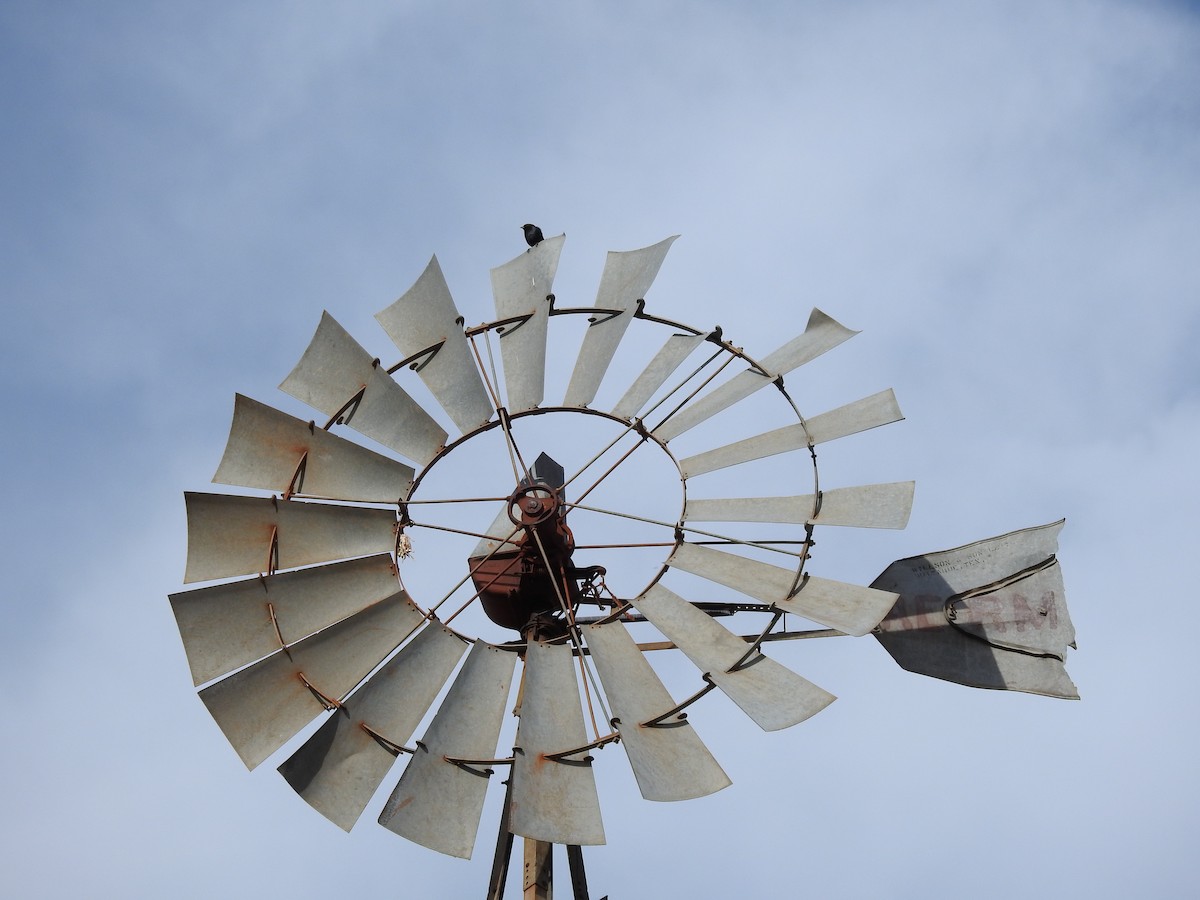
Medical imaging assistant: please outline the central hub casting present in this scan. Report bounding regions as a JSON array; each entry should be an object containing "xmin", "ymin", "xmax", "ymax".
[{"xmin": 468, "ymin": 454, "xmax": 599, "ymax": 641}]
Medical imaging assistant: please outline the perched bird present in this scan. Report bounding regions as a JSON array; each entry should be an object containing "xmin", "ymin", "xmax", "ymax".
[{"xmin": 522, "ymin": 223, "xmax": 545, "ymax": 248}]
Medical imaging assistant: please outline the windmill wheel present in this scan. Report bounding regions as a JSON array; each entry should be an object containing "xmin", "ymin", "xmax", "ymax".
[{"xmin": 169, "ymin": 234, "xmax": 914, "ymax": 864}]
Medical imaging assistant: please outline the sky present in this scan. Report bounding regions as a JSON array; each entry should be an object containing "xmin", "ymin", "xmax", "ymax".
[{"xmin": 2, "ymin": 1, "xmax": 1199, "ymax": 897}]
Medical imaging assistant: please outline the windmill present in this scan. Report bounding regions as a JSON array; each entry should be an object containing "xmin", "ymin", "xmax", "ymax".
[{"xmin": 170, "ymin": 233, "xmax": 1078, "ymax": 898}]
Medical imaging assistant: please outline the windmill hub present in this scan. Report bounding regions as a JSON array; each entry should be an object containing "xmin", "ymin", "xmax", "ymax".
[{"xmin": 468, "ymin": 457, "xmax": 591, "ymax": 641}]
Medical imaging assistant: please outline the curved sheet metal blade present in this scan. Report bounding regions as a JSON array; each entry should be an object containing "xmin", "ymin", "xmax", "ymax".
[
  {"xmin": 213, "ymin": 394, "xmax": 414, "ymax": 503},
  {"xmin": 585, "ymin": 620, "xmax": 730, "ymax": 801},
  {"xmin": 279, "ymin": 311, "xmax": 448, "ymax": 465},
  {"xmin": 510, "ymin": 640, "xmax": 605, "ymax": 846},
  {"xmin": 631, "ymin": 585, "xmax": 834, "ymax": 731},
  {"xmin": 470, "ymin": 504, "xmax": 522, "ymax": 559},
  {"xmin": 183, "ymin": 493, "xmax": 396, "ymax": 583},
  {"xmin": 872, "ymin": 520, "xmax": 1079, "ymax": 698},
  {"xmin": 199, "ymin": 593, "xmax": 424, "ymax": 770},
  {"xmin": 375, "ymin": 256, "xmax": 494, "ymax": 434},
  {"xmin": 610, "ymin": 332, "xmax": 708, "ymax": 421},
  {"xmin": 170, "ymin": 554, "xmax": 399, "ymax": 686},
  {"xmin": 378, "ymin": 641, "xmax": 517, "ymax": 858},
  {"xmin": 653, "ymin": 308, "xmax": 858, "ymax": 443},
  {"xmin": 667, "ymin": 542, "xmax": 898, "ymax": 637},
  {"xmin": 490, "ymin": 234, "xmax": 565, "ymax": 413},
  {"xmin": 685, "ymin": 481, "xmax": 914, "ymax": 530},
  {"xmin": 278, "ymin": 621, "xmax": 468, "ymax": 831},
  {"xmin": 680, "ymin": 389, "xmax": 903, "ymax": 477},
  {"xmin": 563, "ymin": 236, "xmax": 679, "ymax": 408}
]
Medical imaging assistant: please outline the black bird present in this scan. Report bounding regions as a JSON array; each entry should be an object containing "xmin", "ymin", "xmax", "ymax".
[{"xmin": 522, "ymin": 223, "xmax": 545, "ymax": 248}]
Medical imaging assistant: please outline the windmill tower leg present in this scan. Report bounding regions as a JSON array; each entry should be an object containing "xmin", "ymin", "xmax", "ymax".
[
  {"xmin": 487, "ymin": 777, "xmax": 517, "ymax": 900},
  {"xmin": 523, "ymin": 839, "xmax": 553, "ymax": 899},
  {"xmin": 566, "ymin": 845, "xmax": 591, "ymax": 900}
]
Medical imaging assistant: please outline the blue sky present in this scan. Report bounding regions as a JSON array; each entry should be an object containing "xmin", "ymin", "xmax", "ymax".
[{"xmin": 2, "ymin": 1, "xmax": 1198, "ymax": 897}]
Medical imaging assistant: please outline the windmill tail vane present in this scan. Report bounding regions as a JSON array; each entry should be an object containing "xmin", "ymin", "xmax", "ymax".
[{"xmin": 169, "ymin": 230, "xmax": 1078, "ymax": 899}]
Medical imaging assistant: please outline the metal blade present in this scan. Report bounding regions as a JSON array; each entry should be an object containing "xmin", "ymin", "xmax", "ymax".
[
  {"xmin": 653, "ymin": 308, "xmax": 857, "ymax": 442},
  {"xmin": 378, "ymin": 641, "xmax": 517, "ymax": 858},
  {"xmin": 212, "ymin": 394, "xmax": 414, "ymax": 503},
  {"xmin": 199, "ymin": 593, "xmax": 424, "ymax": 770},
  {"xmin": 873, "ymin": 520, "xmax": 1079, "ymax": 699},
  {"xmin": 510, "ymin": 640, "xmax": 605, "ymax": 846},
  {"xmin": 489, "ymin": 234, "xmax": 565, "ymax": 413},
  {"xmin": 585, "ymin": 620, "xmax": 730, "ymax": 801},
  {"xmin": 279, "ymin": 311, "xmax": 448, "ymax": 465},
  {"xmin": 563, "ymin": 236, "xmax": 679, "ymax": 408},
  {"xmin": 667, "ymin": 543, "xmax": 898, "ymax": 637},
  {"xmin": 375, "ymin": 256, "xmax": 494, "ymax": 434},
  {"xmin": 183, "ymin": 493, "xmax": 395, "ymax": 584},
  {"xmin": 170, "ymin": 554, "xmax": 399, "ymax": 686},
  {"xmin": 685, "ymin": 481, "xmax": 915, "ymax": 529},
  {"xmin": 470, "ymin": 504, "xmax": 522, "ymax": 559},
  {"xmin": 631, "ymin": 584, "xmax": 835, "ymax": 731},
  {"xmin": 680, "ymin": 389, "xmax": 903, "ymax": 477},
  {"xmin": 610, "ymin": 333, "xmax": 708, "ymax": 421},
  {"xmin": 278, "ymin": 621, "xmax": 468, "ymax": 831}
]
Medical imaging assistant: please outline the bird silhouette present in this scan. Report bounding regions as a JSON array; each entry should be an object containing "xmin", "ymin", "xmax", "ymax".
[{"xmin": 522, "ymin": 223, "xmax": 545, "ymax": 248}]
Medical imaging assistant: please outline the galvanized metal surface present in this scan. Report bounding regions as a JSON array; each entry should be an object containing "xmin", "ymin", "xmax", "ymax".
[
  {"xmin": 378, "ymin": 641, "xmax": 517, "ymax": 858},
  {"xmin": 183, "ymin": 492, "xmax": 396, "ymax": 583},
  {"xmin": 667, "ymin": 542, "xmax": 898, "ymax": 637},
  {"xmin": 679, "ymin": 389, "xmax": 903, "ymax": 477},
  {"xmin": 653, "ymin": 308, "xmax": 857, "ymax": 442},
  {"xmin": 562, "ymin": 235, "xmax": 678, "ymax": 409},
  {"xmin": 375, "ymin": 255, "xmax": 495, "ymax": 434},
  {"xmin": 471, "ymin": 504, "xmax": 523, "ymax": 559},
  {"xmin": 685, "ymin": 481, "xmax": 915, "ymax": 530},
  {"xmin": 199, "ymin": 593, "xmax": 425, "ymax": 769},
  {"xmin": 279, "ymin": 311, "xmax": 447, "ymax": 465},
  {"xmin": 278, "ymin": 621, "xmax": 468, "ymax": 831},
  {"xmin": 212, "ymin": 394, "xmax": 415, "ymax": 502},
  {"xmin": 873, "ymin": 520, "xmax": 1079, "ymax": 698},
  {"xmin": 170, "ymin": 553, "xmax": 399, "ymax": 686},
  {"xmin": 490, "ymin": 235, "xmax": 565, "ymax": 413},
  {"xmin": 632, "ymin": 584, "xmax": 835, "ymax": 731},
  {"xmin": 585, "ymin": 620, "xmax": 730, "ymax": 801},
  {"xmin": 510, "ymin": 640, "xmax": 606, "ymax": 846},
  {"xmin": 610, "ymin": 332, "xmax": 707, "ymax": 421}
]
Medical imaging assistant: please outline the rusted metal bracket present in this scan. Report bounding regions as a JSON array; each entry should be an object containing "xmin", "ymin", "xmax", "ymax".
[
  {"xmin": 641, "ymin": 677, "xmax": 716, "ymax": 728},
  {"xmin": 359, "ymin": 722, "xmax": 416, "ymax": 758},
  {"xmin": 297, "ymin": 672, "xmax": 343, "ymax": 713},
  {"xmin": 542, "ymin": 731, "xmax": 620, "ymax": 762},
  {"xmin": 728, "ymin": 609, "xmax": 785, "ymax": 673}
]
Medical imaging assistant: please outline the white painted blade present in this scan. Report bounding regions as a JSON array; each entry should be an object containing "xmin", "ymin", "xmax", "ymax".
[
  {"xmin": 489, "ymin": 234, "xmax": 565, "ymax": 413},
  {"xmin": 378, "ymin": 641, "xmax": 517, "ymax": 858},
  {"xmin": 680, "ymin": 389, "xmax": 903, "ymax": 477},
  {"xmin": 278, "ymin": 622, "xmax": 468, "ymax": 831},
  {"xmin": 183, "ymin": 493, "xmax": 396, "ymax": 584},
  {"xmin": 199, "ymin": 593, "xmax": 425, "ymax": 770},
  {"xmin": 510, "ymin": 640, "xmax": 605, "ymax": 846},
  {"xmin": 375, "ymin": 256, "xmax": 494, "ymax": 434},
  {"xmin": 563, "ymin": 235, "xmax": 679, "ymax": 408},
  {"xmin": 279, "ymin": 311, "xmax": 447, "ymax": 466},
  {"xmin": 667, "ymin": 543, "xmax": 898, "ymax": 637},
  {"xmin": 631, "ymin": 585, "xmax": 834, "ymax": 731},
  {"xmin": 610, "ymin": 333, "xmax": 708, "ymax": 421},
  {"xmin": 685, "ymin": 482, "xmax": 915, "ymax": 530},
  {"xmin": 653, "ymin": 308, "xmax": 858, "ymax": 442},
  {"xmin": 170, "ymin": 554, "xmax": 399, "ymax": 686},
  {"xmin": 585, "ymin": 620, "xmax": 730, "ymax": 801},
  {"xmin": 213, "ymin": 394, "xmax": 414, "ymax": 503}
]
